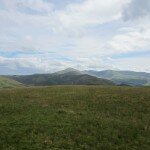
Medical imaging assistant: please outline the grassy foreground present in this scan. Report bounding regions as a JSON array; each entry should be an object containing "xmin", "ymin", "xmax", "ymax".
[{"xmin": 0, "ymin": 86, "xmax": 150, "ymax": 150}]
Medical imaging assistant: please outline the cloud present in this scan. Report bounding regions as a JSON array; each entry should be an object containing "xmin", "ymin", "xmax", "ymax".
[
  {"xmin": 104, "ymin": 28, "xmax": 150, "ymax": 54},
  {"xmin": 2, "ymin": 0, "xmax": 54, "ymax": 14},
  {"xmin": 0, "ymin": 0, "xmax": 150, "ymax": 73},
  {"xmin": 0, "ymin": 54, "xmax": 117, "ymax": 75},
  {"xmin": 56, "ymin": 0, "xmax": 129, "ymax": 29},
  {"xmin": 0, "ymin": 0, "xmax": 130, "ymax": 52},
  {"xmin": 111, "ymin": 55, "xmax": 150, "ymax": 72},
  {"xmin": 123, "ymin": 0, "xmax": 150, "ymax": 21},
  {"xmin": 0, "ymin": 55, "xmax": 61, "ymax": 74}
]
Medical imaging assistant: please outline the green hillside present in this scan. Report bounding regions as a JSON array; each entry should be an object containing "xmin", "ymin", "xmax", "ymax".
[
  {"xmin": 0, "ymin": 86, "xmax": 149, "ymax": 149},
  {"xmin": 9, "ymin": 69, "xmax": 114, "ymax": 86},
  {"xmin": 0, "ymin": 76, "xmax": 23, "ymax": 88}
]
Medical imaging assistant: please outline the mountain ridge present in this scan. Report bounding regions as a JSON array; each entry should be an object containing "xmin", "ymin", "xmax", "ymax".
[
  {"xmin": 2, "ymin": 68, "xmax": 150, "ymax": 87},
  {"xmin": 7, "ymin": 68, "xmax": 114, "ymax": 86},
  {"xmin": 84, "ymin": 70, "xmax": 150, "ymax": 86}
]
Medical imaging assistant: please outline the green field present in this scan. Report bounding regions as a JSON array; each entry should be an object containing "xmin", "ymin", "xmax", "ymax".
[{"xmin": 0, "ymin": 86, "xmax": 150, "ymax": 149}]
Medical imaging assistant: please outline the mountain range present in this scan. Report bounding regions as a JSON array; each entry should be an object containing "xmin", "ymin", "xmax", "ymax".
[
  {"xmin": 84, "ymin": 70, "xmax": 150, "ymax": 86},
  {"xmin": 7, "ymin": 68, "xmax": 114, "ymax": 86},
  {"xmin": 0, "ymin": 68, "xmax": 150, "ymax": 87}
]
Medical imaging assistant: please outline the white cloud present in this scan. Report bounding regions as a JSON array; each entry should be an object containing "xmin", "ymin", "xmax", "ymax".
[
  {"xmin": 56, "ymin": 0, "xmax": 129, "ymax": 27},
  {"xmin": 0, "ymin": 0, "xmax": 150, "ymax": 73},
  {"xmin": 111, "ymin": 56, "xmax": 150, "ymax": 72},
  {"xmin": 3, "ymin": 0, "xmax": 54, "ymax": 13},
  {"xmin": 105, "ymin": 28, "xmax": 150, "ymax": 54}
]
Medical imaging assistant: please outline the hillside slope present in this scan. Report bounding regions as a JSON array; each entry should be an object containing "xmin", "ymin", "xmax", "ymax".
[
  {"xmin": 85, "ymin": 70, "xmax": 150, "ymax": 86},
  {"xmin": 9, "ymin": 69, "xmax": 114, "ymax": 86},
  {"xmin": 0, "ymin": 76, "xmax": 23, "ymax": 88}
]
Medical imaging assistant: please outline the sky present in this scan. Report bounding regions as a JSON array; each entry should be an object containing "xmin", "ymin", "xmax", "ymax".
[{"xmin": 0, "ymin": 0, "xmax": 150, "ymax": 75}]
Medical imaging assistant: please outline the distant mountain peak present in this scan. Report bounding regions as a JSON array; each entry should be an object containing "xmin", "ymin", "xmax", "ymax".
[
  {"xmin": 64, "ymin": 68, "xmax": 79, "ymax": 72},
  {"xmin": 6, "ymin": 68, "xmax": 115, "ymax": 86},
  {"xmin": 54, "ymin": 68, "xmax": 81, "ymax": 75}
]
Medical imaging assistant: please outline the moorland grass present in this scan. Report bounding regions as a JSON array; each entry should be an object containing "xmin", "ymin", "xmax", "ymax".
[
  {"xmin": 0, "ymin": 86, "xmax": 150, "ymax": 149},
  {"xmin": 0, "ymin": 77, "xmax": 23, "ymax": 88}
]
